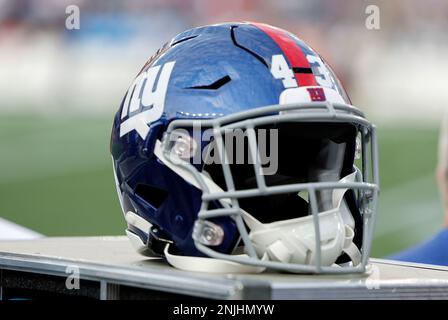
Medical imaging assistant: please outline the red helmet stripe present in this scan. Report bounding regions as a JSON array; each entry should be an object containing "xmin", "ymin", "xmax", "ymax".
[{"xmin": 251, "ymin": 22, "xmax": 317, "ymax": 87}]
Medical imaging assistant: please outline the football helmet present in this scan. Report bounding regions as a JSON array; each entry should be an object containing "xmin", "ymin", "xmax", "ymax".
[{"xmin": 110, "ymin": 22, "xmax": 379, "ymax": 273}]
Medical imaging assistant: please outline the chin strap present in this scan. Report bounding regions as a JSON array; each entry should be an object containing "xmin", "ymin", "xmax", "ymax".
[
  {"xmin": 164, "ymin": 244, "xmax": 268, "ymax": 273},
  {"xmin": 153, "ymin": 140, "xmax": 362, "ymax": 273},
  {"xmin": 342, "ymin": 226, "xmax": 362, "ymax": 266},
  {"xmin": 164, "ymin": 226, "xmax": 361, "ymax": 274},
  {"xmin": 257, "ymin": 224, "xmax": 361, "ymax": 267}
]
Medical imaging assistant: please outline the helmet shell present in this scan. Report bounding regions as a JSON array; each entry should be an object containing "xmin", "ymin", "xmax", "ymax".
[{"xmin": 111, "ymin": 22, "xmax": 350, "ymax": 256}]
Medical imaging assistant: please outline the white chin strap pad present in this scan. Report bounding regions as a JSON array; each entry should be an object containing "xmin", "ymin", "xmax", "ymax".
[
  {"xmin": 154, "ymin": 140, "xmax": 361, "ymax": 273},
  {"xmin": 247, "ymin": 211, "xmax": 355, "ymax": 266},
  {"xmin": 241, "ymin": 172, "xmax": 361, "ymax": 267},
  {"xmin": 164, "ymin": 244, "xmax": 267, "ymax": 274}
]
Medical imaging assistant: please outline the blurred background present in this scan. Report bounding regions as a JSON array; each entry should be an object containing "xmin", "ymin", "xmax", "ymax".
[{"xmin": 0, "ymin": 0, "xmax": 447, "ymax": 257}]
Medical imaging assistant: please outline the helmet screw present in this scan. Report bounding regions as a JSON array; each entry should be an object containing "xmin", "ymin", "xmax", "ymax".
[{"xmin": 198, "ymin": 221, "xmax": 224, "ymax": 246}]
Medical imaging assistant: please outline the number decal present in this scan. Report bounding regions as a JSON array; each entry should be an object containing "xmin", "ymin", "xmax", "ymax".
[
  {"xmin": 120, "ymin": 61, "xmax": 175, "ymax": 139},
  {"xmin": 270, "ymin": 54, "xmax": 297, "ymax": 88},
  {"xmin": 305, "ymin": 55, "xmax": 332, "ymax": 87}
]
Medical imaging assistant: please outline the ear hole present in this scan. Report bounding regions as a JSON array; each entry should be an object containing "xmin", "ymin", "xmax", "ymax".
[{"xmin": 134, "ymin": 184, "xmax": 168, "ymax": 209}]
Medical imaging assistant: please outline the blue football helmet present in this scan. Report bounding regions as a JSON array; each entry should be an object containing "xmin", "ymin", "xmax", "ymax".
[{"xmin": 110, "ymin": 22, "xmax": 380, "ymax": 273}]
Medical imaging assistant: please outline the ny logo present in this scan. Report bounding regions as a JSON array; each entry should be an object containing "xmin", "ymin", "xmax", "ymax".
[
  {"xmin": 306, "ymin": 87, "xmax": 326, "ymax": 101},
  {"xmin": 120, "ymin": 61, "xmax": 176, "ymax": 139}
]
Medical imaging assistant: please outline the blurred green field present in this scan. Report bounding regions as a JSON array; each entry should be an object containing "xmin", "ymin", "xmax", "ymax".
[{"xmin": 0, "ymin": 113, "xmax": 443, "ymax": 257}]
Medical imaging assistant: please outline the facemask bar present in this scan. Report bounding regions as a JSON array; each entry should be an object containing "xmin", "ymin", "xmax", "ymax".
[{"xmin": 161, "ymin": 102, "xmax": 379, "ymax": 274}]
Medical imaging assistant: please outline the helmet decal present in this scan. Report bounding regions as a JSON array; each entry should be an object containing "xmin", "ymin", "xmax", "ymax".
[
  {"xmin": 270, "ymin": 54, "xmax": 297, "ymax": 89},
  {"xmin": 305, "ymin": 54, "xmax": 334, "ymax": 88},
  {"xmin": 251, "ymin": 22, "xmax": 317, "ymax": 87},
  {"xmin": 120, "ymin": 61, "xmax": 176, "ymax": 139}
]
